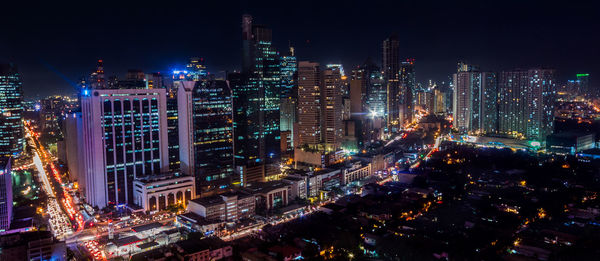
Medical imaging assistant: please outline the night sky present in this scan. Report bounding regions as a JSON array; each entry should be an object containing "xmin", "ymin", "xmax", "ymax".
[{"xmin": 2, "ymin": 0, "xmax": 599, "ymax": 98}]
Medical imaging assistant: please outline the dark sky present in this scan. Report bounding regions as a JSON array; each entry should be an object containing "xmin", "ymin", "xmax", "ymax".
[{"xmin": 2, "ymin": 0, "xmax": 599, "ymax": 98}]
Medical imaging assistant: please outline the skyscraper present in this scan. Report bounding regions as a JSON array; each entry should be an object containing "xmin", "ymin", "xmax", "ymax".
[
  {"xmin": 498, "ymin": 69, "xmax": 556, "ymax": 142},
  {"xmin": 89, "ymin": 59, "xmax": 106, "ymax": 89},
  {"xmin": 452, "ymin": 65, "xmax": 497, "ymax": 134},
  {"xmin": 81, "ymin": 88, "xmax": 169, "ymax": 207},
  {"xmin": 178, "ymin": 80, "xmax": 234, "ymax": 196},
  {"xmin": 0, "ymin": 157, "xmax": 12, "ymax": 232},
  {"xmin": 234, "ymin": 14, "xmax": 281, "ymax": 185},
  {"xmin": 399, "ymin": 59, "xmax": 415, "ymax": 124},
  {"xmin": 296, "ymin": 61, "xmax": 322, "ymax": 148},
  {"xmin": 322, "ymin": 64, "xmax": 344, "ymax": 151},
  {"xmin": 383, "ymin": 34, "xmax": 400, "ymax": 132},
  {"xmin": 0, "ymin": 63, "xmax": 24, "ymax": 157},
  {"xmin": 280, "ymin": 46, "xmax": 298, "ymax": 151}
]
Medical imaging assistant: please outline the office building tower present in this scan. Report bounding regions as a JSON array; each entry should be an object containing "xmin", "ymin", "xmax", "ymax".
[
  {"xmin": 322, "ymin": 64, "xmax": 344, "ymax": 151},
  {"xmin": 234, "ymin": 14, "xmax": 281, "ymax": 185},
  {"xmin": 186, "ymin": 57, "xmax": 208, "ymax": 81},
  {"xmin": 0, "ymin": 157, "xmax": 12, "ymax": 232},
  {"xmin": 498, "ymin": 69, "xmax": 556, "ymax": 141},
  {"xmin": 89, "ymin": 59, "xmax": 106, "ymax": 89},
  {"xmin": 383, "ymin": 34, "xmax": 400, "ymax": 131},
  {"xmin": 63, "ymin": 112, "xmax": 84, "ymax": 183},
  {"xmin": 81, "ymin": 88, "xmax": 169, "ymax": 208},
  {"xmin": 399, "ymin": 59, "xmax": 415, "ymax": 124},
  {"xmin": 0, "ymin": 63, "xmax": 24, "ymax": 157},
  {"xmin": 178, "ymin": 80, "xmax": 234, "ymax": 196},
  {"xmin": 297, "ymin": 61, "xmax": 322, "ymax": 148},
  {"xmin": 166, "ymin": 91, "xmax": 180, "ymax": 172},
  {"xmin": 280, "ymin": 46, "xmax": 297, "ymax": 150},
  {"xmin": 350, "ymin": 68, "xmax": 366, "ymax": 117},
  {"xmin": 363, "ymin": 59, "xmax": 386, "ymax": 119}
]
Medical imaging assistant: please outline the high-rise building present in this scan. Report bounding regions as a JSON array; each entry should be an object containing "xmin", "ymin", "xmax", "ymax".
[
  {"xmin": 81, "ymin": 88, "xmax": 169, "ymax": 208},
  {"xmin": 363, "ymin": 59, "xmax": 386, "ymax": 119},
  {"xmin": 166, "ymin": 91, "xmax": 180, "ymax": 172},
  {"xmin": 280, "ymin": 46, "xmax": 297, "ymax": 151},
  {"xmin": 0, "ymin": 157, "xmax": 12, "ymax": 232},
  {"xmin": 0, "ymin": 63, "xmax": 24, "ymax": 157},
  {"xmin": 178, "ymin": 80, "xmax": 234, "ymax": 196},
  {"xmin": 383, "ymin": 34, "xmax": 400, "ymax": 132},
  {"xmin": 498, "ymin": 69, "xmax": 556, "ymax": 141},
  {"xmin": 452, "ymin": 65, "xmax": 497, "ymax": 134},
  {"xmin": 89, "ymin": 59, "xmax": 106, "ymax": 89},
  {"xmin": 234, "ymin": 14, "xmax": 281, "ymax": 185},
  {"xmin": 322, "ymin": 65, "xmax": 344, "ymax": 151},
  {"xmin": 297, "ymin": 61, "xmax": 322, "ymax": 148},
  {"xmin": 399, "ymin": 59, "xmax": 416, "ymax": 124}
]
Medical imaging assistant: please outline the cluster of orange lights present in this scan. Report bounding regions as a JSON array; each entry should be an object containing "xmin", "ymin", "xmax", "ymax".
[{"xmin": 26, "ymin": 121, "xmax": 84, "ymax": 232}]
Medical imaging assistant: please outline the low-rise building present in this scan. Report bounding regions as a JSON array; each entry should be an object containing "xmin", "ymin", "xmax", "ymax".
[
  {"xmin": 133, "ymin": 174, "xmax": 195, "ymax": 212},
  {"xmin": 174, "ymin": 238, "xmax": 233, "ymax": 261},
  {"xmin": 0, "ymin": 231, "xmax": 66, "ymax": 261},
  {"xmin": 342, "ymin": 161, "xmax": 372, "ymax": 185},
  {"xmin": 186, "ymin": 191, "xmax": 255, "ymax": 222},
  {"xmin": 244, "ymin": 181, "xmax": 292, "ymax": 210}
]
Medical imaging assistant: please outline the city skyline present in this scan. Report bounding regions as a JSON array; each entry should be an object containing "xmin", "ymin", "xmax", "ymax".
[{"xmin": 2, "ymin": 0, "xmax": 599, "ymax": 97}]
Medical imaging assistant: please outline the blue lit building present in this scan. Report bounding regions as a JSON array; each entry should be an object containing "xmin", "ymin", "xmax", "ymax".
[
  {"xmin": 234, "ymin": 14, "xmax": 282, "ymax": 186},
  {"xmin": 81, "ymin": 88, "xmax": 169, "ymax": 208},
  {"xmin": 0, "ymin": 63, "xmax": 24, "ymax": 157},
  {"xmin": 177, "ymin": 80, "xmax": 234, "ymax": 196}
]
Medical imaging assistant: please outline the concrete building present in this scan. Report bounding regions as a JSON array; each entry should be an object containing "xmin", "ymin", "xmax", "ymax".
[
  {"xmin": 187, "ymin": 192, "xmax": 255, "ymax": 222},
  {"xmin": 132, "ymin": 174, "xmax": 195, "ymax": 212},
  {"xmin": 342, "ymin": 161, "xmax": 372, "ymax": 185},
  {"xmin": 322, "ymin": 64, "xmax": 344, "ymax": 151},
  {"xmin": 244, "ymin": 181, "xmax": 292, "ymax": 210},
  {"xmin": 0, "ymin": 157, "xmax": 12, "ymax": 232},
  {"xmin": 62, "ymin": 112, "xmax": 84, "ymax": 184},
  {"xmin": 297, "ymin": 61, "xmax": 322, "ymax": 148},
  {"xmin": 383, "ymin": 34, "xmax": 401, "ymax": 132},
  {"xmin": 81, "ymin": 88, "xmax": 169, "ymax": 208}
]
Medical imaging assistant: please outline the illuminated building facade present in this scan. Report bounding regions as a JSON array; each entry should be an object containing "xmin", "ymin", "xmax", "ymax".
[
  {"xmin": 322, "ymin": 64, "xmax": 344, "ymax": 151},
  {"xmin": 383, "ymin": 34, "xmax": 400, "ymax": 132},
  {"xmin": 234, "ymin": 14, "xmax": 281, "ymax": 186},
  {"xmin": 189, "ymin": 80, "xmax": 234, "ymax": 195},
  {"xmin": 0, "ymin": 157, "xmax": 12, "ymax": 231},
  {"xmin": 280, "ymin": 46, "xmax": 297, "ymax": 150},
  {"xmin": 399, "ymin": 59, "xmax": 415, "ymax": 124},
  {"xmin": 0, "ymin": 63, "xmax": 24, "ymax": 157},
  {"xmin": 452, "ymin": 65, "xmax": 497, "ymax": 134},
  {"xmin": 498, "ymin": 69, "xmax": 556, "ymax": 141},
  {"xmin": 81, "ymin": 88, "xmax": 169, "ymax": 208},
  {"xmin": 297, "ymin": 61, "xmax": 321, "ymax": 147}
]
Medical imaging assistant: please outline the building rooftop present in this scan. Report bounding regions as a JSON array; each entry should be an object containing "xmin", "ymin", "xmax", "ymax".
[
  {"xmin": 244, "ymin": 180, "xmax": 290, "ymax": 194},
  {"xmin": 111, "ymin": 235, "xmax": 142, "ymax": 247},
  {"xmin": 190, "ymin": 195, "xmax": 225, "ymax": 207},
  {"xmin": 131, "ymin": 222, "xmax": 163, "ymax": 233}
]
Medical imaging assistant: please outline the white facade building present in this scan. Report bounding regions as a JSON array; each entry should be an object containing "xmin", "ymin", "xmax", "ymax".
[{"xmin": 81, "ymin": 88, "xmax": 169, "ymax": 208}]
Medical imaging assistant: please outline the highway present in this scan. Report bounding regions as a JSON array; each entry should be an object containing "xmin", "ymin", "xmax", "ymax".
[{"xmin": 27, "ymin": 130, "xmax": 74, "ymax": 240}]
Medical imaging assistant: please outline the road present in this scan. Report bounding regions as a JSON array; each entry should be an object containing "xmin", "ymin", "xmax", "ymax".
[{"xmin": 27, "ymin": 130, "xmax": 74, "ymax": 240}]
